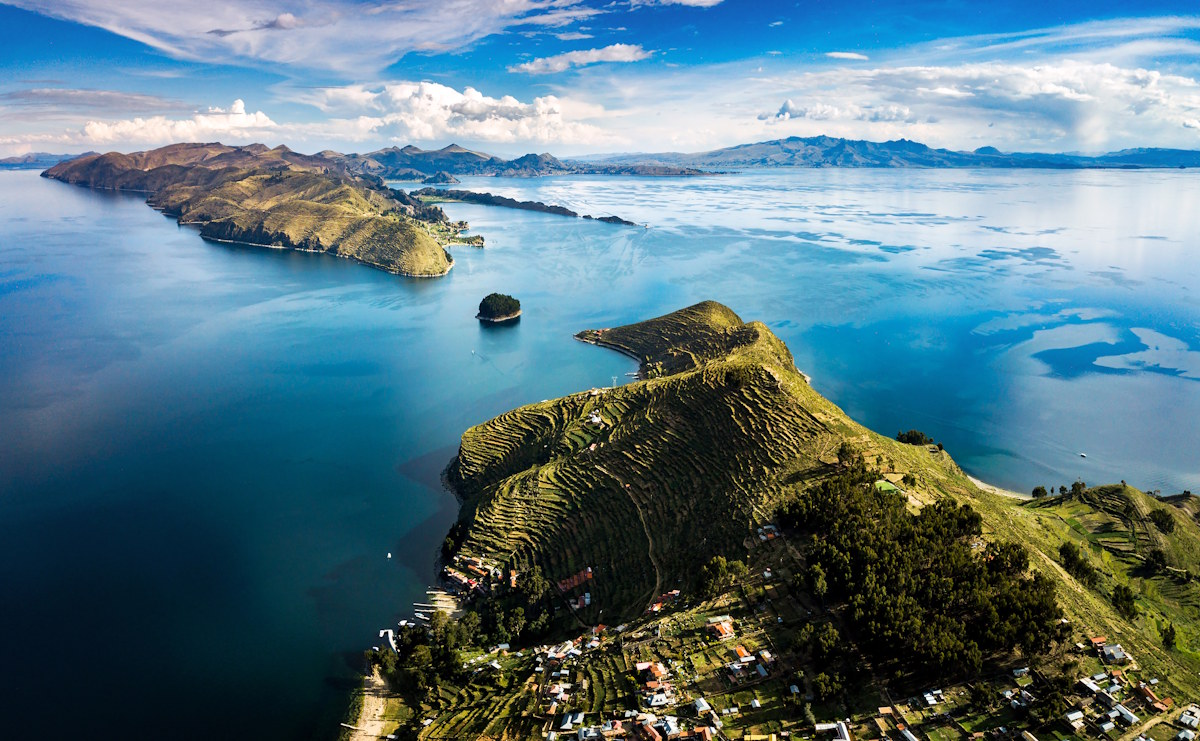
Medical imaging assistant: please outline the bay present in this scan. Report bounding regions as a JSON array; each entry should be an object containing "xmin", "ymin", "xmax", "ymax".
[{"xmin": 0, "ymin": 166, "xmax": 1197, "ymax": 737}]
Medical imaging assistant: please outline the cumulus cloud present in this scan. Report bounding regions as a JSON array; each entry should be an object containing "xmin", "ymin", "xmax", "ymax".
[
  {"xmin": 285, "ymin": 81, "xmax": 615, "ymax": 146},
  {"xmin": 510, "ymin": 43, "xmax": 652, "ymax": 74},
  {"xmin": 826, "ymin": 51, "xmax": 869, "ymax": 61},
  {"xmin": 79, "ymin": 99, "xmax": 276, "ymax": 145}
]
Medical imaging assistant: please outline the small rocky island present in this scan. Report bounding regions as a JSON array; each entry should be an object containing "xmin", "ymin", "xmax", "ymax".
[{"xmin": 476, "ymin": 293, "xmax": 521, "ymax": 323}]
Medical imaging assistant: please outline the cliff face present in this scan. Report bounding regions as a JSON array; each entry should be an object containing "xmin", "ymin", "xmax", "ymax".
[{"xmin": 44, "ymin": 144, "xmax": 453, "ymax": 277}]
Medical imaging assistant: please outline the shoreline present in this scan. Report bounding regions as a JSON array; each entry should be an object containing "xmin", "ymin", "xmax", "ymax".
[
  {"xmin": 199, "ymin": 234, "xmax": 454, "ymax": 278},
  {"xmin": 967, "ymin": 474, "xmax": 1031, "ymax": 500},
  {"xmin": 346, "ymin": 667, "xmax": 393, "ymax": 741},
  {"xmin": 476, "ymin": 309, "xmax": 522, "ymax": 323}
]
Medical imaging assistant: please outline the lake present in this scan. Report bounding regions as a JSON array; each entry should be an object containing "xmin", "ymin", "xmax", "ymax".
[{"xmin": 1, "ymin": 167, "xmax": 1197, "ymax": 737}]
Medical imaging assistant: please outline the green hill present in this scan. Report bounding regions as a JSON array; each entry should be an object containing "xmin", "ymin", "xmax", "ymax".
[
  {"xmin": 449, "ymin": 302, "xmax": 983, "ymax": 622},
  {"xmin": 370, "ymin": 301, "xmax": 1200, "ymax": 740},
  {"xmin": 43, "ymin": 143, "xmax": 454, "ymax": 277}
]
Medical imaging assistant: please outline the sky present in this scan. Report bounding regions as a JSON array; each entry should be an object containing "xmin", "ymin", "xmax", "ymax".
[{"xmin": 1, "ymin": 0, "xmax": 1199, "ymax": 157}]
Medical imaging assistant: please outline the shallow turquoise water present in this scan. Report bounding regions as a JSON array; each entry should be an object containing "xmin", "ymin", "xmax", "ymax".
[{"xmin": 0, "ymin": 167, "xmax": 1197, "ymax": 736}]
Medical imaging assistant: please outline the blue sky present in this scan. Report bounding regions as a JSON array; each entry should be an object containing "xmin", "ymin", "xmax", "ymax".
[{"xmin": 1, "ymin": 0, "xmax": 1199, "ymax": 157}]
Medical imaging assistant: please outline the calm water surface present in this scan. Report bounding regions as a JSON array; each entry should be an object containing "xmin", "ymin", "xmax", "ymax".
[{"xmin": 1, "ymin": 167, "xmax": 1197, "ymax": 736}]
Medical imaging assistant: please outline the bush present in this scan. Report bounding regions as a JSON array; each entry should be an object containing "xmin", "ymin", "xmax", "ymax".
[
  {"xmin": 1112, "ymin": 584, "xmax": 1138, "ymax": 619},
  {"xmin": 478, "ymin": 293, "xmax": 520, "ymax": 319},
  {"xmin": 1150, "ymin": 509, "xmax": 1176, "ymax": 534}
]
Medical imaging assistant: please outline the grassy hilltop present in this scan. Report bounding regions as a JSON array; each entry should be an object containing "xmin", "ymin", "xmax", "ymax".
[
  {"xmin": 388, "ymin": 301, "xmax": 1200, "ymax": 741},
  {"xmin": 448, "ymin": 302, "xmax": 986, "ymax": 621},
  {"xmin": 44, "ymin": 143, "xmax": 454, "ymax": 277}
]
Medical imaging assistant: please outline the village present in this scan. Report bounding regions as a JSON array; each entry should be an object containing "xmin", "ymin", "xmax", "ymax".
[{"xmin": 382, "ymin": 526, "xmax": 1200, "ymax": 741}]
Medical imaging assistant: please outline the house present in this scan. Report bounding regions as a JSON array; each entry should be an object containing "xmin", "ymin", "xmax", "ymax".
[
  {"xmin": 706, "ymin": 616, "xmax": 735, "ymax": 640},
  {"xmin": 694, "ymin": 698, "xmax": 711, "ymax": 713},
  {"xmin": 1179, "ymin": 733, "xmax": 1197, "ymax": 741},
  {"xmin": 1079, "ymin": 678, "xmax": 1101, "ymax": 695},
  {"xmin": 647, "ymin": 693, "xmax": 670, "ymax": 708},
  {"xmin": 900, "ymin": 729, "xmax": 919, "ymax": 741},
  {"xmin": 1103, "ymin": 644, "xmax": 1129, "ymax": 664},
  {"xmin": 1013, "ymin": 667, "xmax": 1030, "ymax": 677},
  {"xmin": 1021, "ymin": 732, "xmax": 1038, "ymax": 741},
  {"xmin": 1179, "ymin": 708, "xmax": 1200, "ymax": 729},
  {"xmin": 1092, "ymin": 636, "xmax": 1109, "ymax": 648},
  {"xmin": 1100, "ymin": 722, "xmax": 1116, "ymax": 733},
  {"xmin": 1115, "ymin": 705, "xmax": 1140, "ymax": 726}
]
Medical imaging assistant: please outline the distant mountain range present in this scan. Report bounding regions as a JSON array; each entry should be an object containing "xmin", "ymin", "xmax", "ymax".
[
  {"xmin": 0, "ymin": 151, "xmax": 94, "ymax": 170},
  {"xmin": 322, "ymin": 144, "xmax": 708, "ymax": 178},
  {"xmin": 13, "ymin": 136, "xmax": 1200, "ymax": 179},
  {"xmin": 583, "ymin": 135, "xmax": 1200, "ymax": 170}
]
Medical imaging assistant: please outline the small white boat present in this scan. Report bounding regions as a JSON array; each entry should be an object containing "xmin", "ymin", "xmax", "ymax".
[
  {"xmin": 1080, "ymin": 453, "xmax": 1087, "ymax": 458},
  {"xmin": 387, "ymin": 552, "xmax": 392, "ymax": 559}
]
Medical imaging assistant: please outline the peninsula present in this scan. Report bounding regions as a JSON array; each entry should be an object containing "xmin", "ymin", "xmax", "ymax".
[
  {"xmin": 44, "ymin": 143, "xmax": 456, "ymax": 277},
  {"xmin": 410, "ymin": 187, "xmax": 639, "ymax": 226},
  {"xmin": 354, "ymin": 301, "xmax": 1200, "ymax": 741}
]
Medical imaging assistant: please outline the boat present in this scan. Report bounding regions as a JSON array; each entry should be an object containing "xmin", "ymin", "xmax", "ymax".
[{"xmin": 1080, "ymin": 453, "xmax": 1087, "ymax": 458}]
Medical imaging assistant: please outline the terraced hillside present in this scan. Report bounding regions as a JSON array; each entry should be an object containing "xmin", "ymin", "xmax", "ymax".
[
  {"xmin": 966, "ymin": 482, "xmax": 1200, "ymax": 693},
  {"xmin": 43, "ymin": 143, "xmax": 454, "ymax": 277},
  {"xmin": 448, "ymin": 302, "xmax": 982, "ymax": 622}
]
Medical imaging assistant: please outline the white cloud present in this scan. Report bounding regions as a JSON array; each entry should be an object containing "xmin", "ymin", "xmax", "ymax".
[
  {"xmin": 631, "ymin": 0, "xmax": 724, "ymax": 6},
  {"xmin": 3, "ymin": 0, "xmax": 610, "ymax": 74},
  {"xmin": 749, "ymin": 60, "xmax": 1200, "ymax": 150},
  {"xmin": 0, "ymin": 98, "xmax": 276, "ymax": 153},
  {"xmin": 761, "ymin": 99, "xmax": 912, "ymax": 123},
  {"xmin": 80, "ymin": 99, "xmax": 276, "ymax": 145},
  {"xmin": 510, "ymin": 43, "xmax": 652, "ymax": 74},
  {"xmin": 286, "ymin": 81, "xmax": 615, "ymax": 146},
  {"xmin": 826, "ymin": 52, "xmax": 869, "ymax": 61},
  {"xmin": 555, "ymin": 31, "xmax": 594, "ymax": 41},
  {"xmin": 769, "ymin": 21, "xmax": 783, "ymax": 28}
]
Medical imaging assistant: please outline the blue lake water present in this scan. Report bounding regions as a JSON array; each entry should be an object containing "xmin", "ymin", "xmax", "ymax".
[{"xmin": 1, "ymin": 167, "xmax": 1198, "ymax": 736}]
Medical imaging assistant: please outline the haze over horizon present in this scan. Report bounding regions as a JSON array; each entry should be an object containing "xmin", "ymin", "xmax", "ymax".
[{"xmin": 1, "ymin": 0, "xmax": 1199, "ymax": 158}]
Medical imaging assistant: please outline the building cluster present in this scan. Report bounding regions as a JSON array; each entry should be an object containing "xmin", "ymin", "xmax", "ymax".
[
  {"xmin": 442, "ymin": 554, "xmax": 501, "ymax": 596},
  {"xmin": 637, "ymin": 661, "xmax": 675, "ymax": 708},
  {"xmin": 726, "ymin": 643, "xmax": 773, "ymax": 684}
]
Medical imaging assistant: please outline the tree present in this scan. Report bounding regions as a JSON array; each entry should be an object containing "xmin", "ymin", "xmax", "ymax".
[
  {"xmin": 1112, "ymin": 584, "xmax": 1138, "ymax": 620},
  {"xmin": 1070, "ymin": 480, "xmax": 1087, "ymax": 497},
  {"xmin": 1146, "ymin": 548, "xmax": 1168, "ymax": 572},
  {"xmin": 1150, "ymin": 509, "xmax": 1176, "ymax": 534},
  {"xmin": 1163, "ymin": 622, "xmax": 1177, "ymax": 650},
  {"xmin": 811, "ymin": 671, "xmax": 842, "ymax": 701},
  {"xmin": 836, "ymin": 441, "xmax": 862, "ymax": 467},
  {"xmin": 477, "ymin": 292, "xmax": 521, "ymax": 319},
  {"xmin": 810, "ymin": 563, "xmax": 828, "ymax": 604},
  {"xmin": 699, "ymin": 555, "xmax": 749, "ymax": 597},
  {"xmin": 1032, "ymin": 486, "xmax": 1048, "ymax": 499},
  {"xmin": 896, "ymin": 429, "xmax": 933, "ymax": 445}
]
